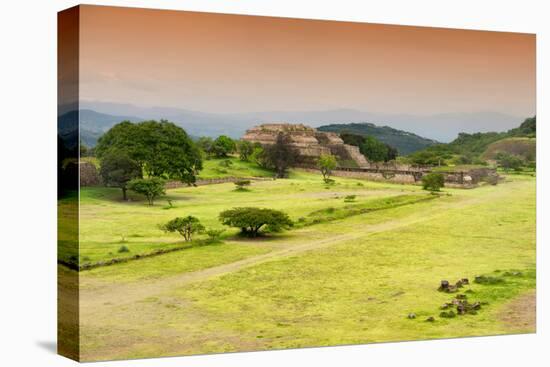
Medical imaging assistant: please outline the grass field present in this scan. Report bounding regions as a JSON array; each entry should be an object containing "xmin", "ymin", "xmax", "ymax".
[
  {"xmin": 63, "ymin": 169, "xmax": 536, "ymax": 361},
  {"xmin": 71, "ymin": 170, "xmax": 425, "ymax": 264}
]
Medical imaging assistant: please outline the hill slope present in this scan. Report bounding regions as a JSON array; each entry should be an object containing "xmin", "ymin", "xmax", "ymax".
[
  {"xmin": 317, "ymin": 122, "xmax": 438, "ymax": 155},
  {"xmin": 482, "ymin": 137, "xmax": 536, "ymax": 160}
]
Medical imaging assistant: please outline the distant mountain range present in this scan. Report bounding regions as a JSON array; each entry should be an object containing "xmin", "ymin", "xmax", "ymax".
[
  {"xmin": 58, "ymin": 101, "xmax": 526, "ymax": 152},
  {"xmin": 317, "ymin": 123, "xmax": 438, "ymax": 155}
]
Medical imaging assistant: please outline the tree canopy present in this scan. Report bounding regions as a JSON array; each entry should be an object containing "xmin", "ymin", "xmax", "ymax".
[
  {"xmin": 340, "ymin": 133, "xmax": 398, "ymax": 162},
  {"xmin": 421, "ymin": 173, "xmax": 445, "ymax": 192},
  {"xmin": 238, "ymin": 140, "xmax": 254, "ymax": 161},
  {"xmin": 212, "ymin": 135, "xmax": 236, "ymax": 158},
  {"xmin": 96, "ymin": 120, "xmax": 202, "ymax": 184},
  {"xmin": 127, "ymin": 177, "xmax": 166, "ymax": 205},
  {"xmin": 317, "ymin": 154, "xmax": 337, "ymax": 182},
  {"xmin": 261, "ymin": 133, "xmax": 297, "ymax": 178},
  {"xmin": 219, "ymin": 207, "xmax": 293, "ymax": 237},
  {"xmin": 161, "ymin": 216, "xmax": 205, "ymax": 241}
]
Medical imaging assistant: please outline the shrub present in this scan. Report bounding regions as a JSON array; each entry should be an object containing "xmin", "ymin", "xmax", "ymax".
[
  {"xmin": 421, "ymin": 173, "xmax": 445, "ymax": 192},
  {"xmin": 474, "ymin": 275, "xmax": 505, "ymax": 285},
  {"xmin": 128, "ymin": 177, "xmax": 166, "ymax": 205},
  {"xmin": 206, "ymin": 228, "xmax": 225, "ymax": 241},
  {"xmin": 234, "ymin": 180, "xmax": 251, "ymax": 191},
  {"xmin": 344, "ymin": 195, "xmax": 356, "ymax": 202},
  {"xmin": 118, "ymin": 245, "xmax": 130, "ymax": 253},
  {"xmin": 161, "ymin": 216, "xmax": 205, "ymax": 242},
  {"xmin": 219, "ymin": 207, "xmax": 293, "ymax": 237}
]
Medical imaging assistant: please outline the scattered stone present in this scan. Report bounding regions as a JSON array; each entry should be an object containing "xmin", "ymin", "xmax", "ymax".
[
  {"xmin": 440, "ymin": 303, "xmax": 451, "ymax": 310},
  {"xmin": 408, "ymin": 313, "xmax": 416, "ymax": 319},
  {"xmin": 456, "ymin": 294, "xmax": 467, "ymax": 300},
  {"xmin": 438, "ymin": 280, "xmax": 450, "ymax": 291},
  {"xmin": 456, "ymin": 280, "xmax": 464, "ymax": 288},
  {"xmin": 425, "ymin": 316, "xmax": 435, "ymax": 322},
  {"xmin": 471, "ymin": 302, "xmax": 481, "ymax": 310},
  {"xmin": 461, "ymin": 278, "xmax": 470, "ymax": 285}
]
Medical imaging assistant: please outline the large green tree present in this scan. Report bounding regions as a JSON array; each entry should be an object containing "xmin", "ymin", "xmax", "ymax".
[
  {"xmin": 96, "ymin": 120, "xmax": 202, "ymax": 185},
  {"xmin": 212, "ymin": 135, "xmax": 236, "ymax": 158},
  {"xmin": 262, "ymin": 133, "xmax": 297, "ymax": 178}
]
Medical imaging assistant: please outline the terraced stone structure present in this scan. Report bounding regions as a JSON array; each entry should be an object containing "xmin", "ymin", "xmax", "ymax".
[{"xmin": 242, "ymin": 123, "xmax": 369, "ymax": 167}]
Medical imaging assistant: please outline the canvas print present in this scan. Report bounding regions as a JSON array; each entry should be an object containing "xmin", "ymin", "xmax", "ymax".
[{"xmin": 58, "ymin": 5, "xmax": 536, "ymax": 362}]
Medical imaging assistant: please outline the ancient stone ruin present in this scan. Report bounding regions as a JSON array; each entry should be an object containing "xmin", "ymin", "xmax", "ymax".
[
  {"xmin": 242, "ymin": 123, "xmax": 369, "ymax": 167},
  {"xmin": 241, "ymin": 123, "xmax": 499, "ymax": 188}
]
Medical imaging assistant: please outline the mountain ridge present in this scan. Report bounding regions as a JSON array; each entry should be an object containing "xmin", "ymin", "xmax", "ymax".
[
  {"xmin": 77, "ymin": 100, "xmax": 523, "ymax": 142},
  {"xmin": 317, "ymin": 122, "xmax": 438, "ymax": 155}
]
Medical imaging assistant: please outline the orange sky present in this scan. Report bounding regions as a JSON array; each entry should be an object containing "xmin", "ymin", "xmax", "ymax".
[{"xmin": 78, "ymin": 5, "xmax": 535, "ymax": 116}]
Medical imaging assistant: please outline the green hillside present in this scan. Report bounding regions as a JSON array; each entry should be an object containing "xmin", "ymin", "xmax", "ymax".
[
  {"xmin": 317, "ymin": 122, "xmax": 438, "ymax": 155},
  {"xmin": 404, "ymin": 116, "xmax": 536, "ymax": 166}
]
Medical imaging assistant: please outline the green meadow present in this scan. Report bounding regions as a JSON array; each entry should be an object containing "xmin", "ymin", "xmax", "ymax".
[{"xmin": 66, "ymin": 165, "xmax": 536, "ymax": 361}]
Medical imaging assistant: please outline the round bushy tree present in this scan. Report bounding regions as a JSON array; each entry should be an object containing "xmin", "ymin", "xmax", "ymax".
[
  {"xmin": 127, "ymin": 177, "xmax": 166, "ymax": 205},
  {"xmin": 421, "ymin": 173, "xmax": 445, "ymax": 192},
  {"xmin": 219, "ymin": 207, "xmax": 293, "ymax": 237},
  {"xmin": 212, "ymin": 135, "xmax": 236, "ymax": 158},
  {"xmin": 161, "ymin": 216, "xmax": 205, "ymax": 241},
  {"xmin": 96, "ymin": 120, "xmax": 202, "ymax": 185}
]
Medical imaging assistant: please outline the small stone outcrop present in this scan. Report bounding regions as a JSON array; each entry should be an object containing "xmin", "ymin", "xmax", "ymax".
[{"xmin": 242, "ymin": 123, "xmax": 368, "ymax": 167}]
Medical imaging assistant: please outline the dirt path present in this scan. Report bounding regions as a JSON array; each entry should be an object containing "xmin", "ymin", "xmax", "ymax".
[
  {"xmin": 79, "ymin": 185, "xmax": 514, "ymax": 315},
  {"xmin": 498, "ymin": 291, "xmax": 536, "ymax": 332}
]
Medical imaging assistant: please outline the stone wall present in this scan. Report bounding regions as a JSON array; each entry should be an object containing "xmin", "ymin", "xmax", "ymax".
[
  {"xmin": 299, "ymin": 166, "xmax": 497, "ymax": 188},
  {"xmin": 79, "ymin": 162, "xmax": 101, "ymax": 186}
]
